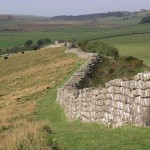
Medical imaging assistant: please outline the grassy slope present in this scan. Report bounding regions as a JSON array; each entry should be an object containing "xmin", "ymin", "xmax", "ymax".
[{"xmin": 0, "ymin": 47, "xmax": 84, "ymax": 149}]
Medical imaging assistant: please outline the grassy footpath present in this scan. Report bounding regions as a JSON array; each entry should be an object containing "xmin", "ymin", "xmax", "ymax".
[{"xmin": 37, "ymin": 69, "xmax": 150, "ymax": 150}]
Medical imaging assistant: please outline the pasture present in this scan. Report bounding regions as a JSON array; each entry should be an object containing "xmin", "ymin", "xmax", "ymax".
[
  {"xmin": 0, "ymin": 47, "xmax": 83, "ymax": 149},
  {"xmin": 0, "ymin": 23, "xmax": 150, "ymax": 49},
  {"xmin": 95, "ymin": 33, "xmax": 150, "ymax": 66}
]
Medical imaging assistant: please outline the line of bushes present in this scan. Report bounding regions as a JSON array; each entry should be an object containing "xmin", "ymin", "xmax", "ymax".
[
  {"xmin": 0, "ymin": 38, "xmax": 52, "ymax": 55},
  {"xmin": 77, "ymin": 41, "xmax": 119, "ymax": 60}
]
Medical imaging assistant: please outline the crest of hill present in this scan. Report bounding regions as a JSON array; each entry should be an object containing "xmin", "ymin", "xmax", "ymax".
[{"xmin": 50, "ymin": 10, "xmax": 150, "ymax": 21}]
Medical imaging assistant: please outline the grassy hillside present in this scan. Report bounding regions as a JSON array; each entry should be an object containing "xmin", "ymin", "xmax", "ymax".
[
  {"xmin": 0, "ymin": 46, "xmax": 150, "ymax": 150},
  {"xmin": 0, "ymin": 47, "xmax": 84, "ymax": 149}
]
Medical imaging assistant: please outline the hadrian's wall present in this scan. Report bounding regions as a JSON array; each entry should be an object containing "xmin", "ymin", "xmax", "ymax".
[{"xmin": 57, "ymin": 48, "xmax": 150, "ymax": 128}]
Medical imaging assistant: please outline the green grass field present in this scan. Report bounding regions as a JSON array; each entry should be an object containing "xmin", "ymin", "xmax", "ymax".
[
  {"xmin": 37, "ymin": 81, "xmax": 150, "ymax": 150},
  {"xmin": 94, "ymin": 33, "xmax": 150, "ymax": 66},
  {"xmin": 0, "ymin": 23, "xmax": 150, "ymax": 48}
]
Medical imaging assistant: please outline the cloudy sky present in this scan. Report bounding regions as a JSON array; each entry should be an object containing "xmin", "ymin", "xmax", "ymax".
[{"xmin": 0, "ymin": 0, "xmax": 150, "ymax": 17}]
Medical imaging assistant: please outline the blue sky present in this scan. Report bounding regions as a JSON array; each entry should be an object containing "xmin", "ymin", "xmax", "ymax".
[{"xmin": 0, "ymin": 0, "xmax": 150, "ymax": 17}]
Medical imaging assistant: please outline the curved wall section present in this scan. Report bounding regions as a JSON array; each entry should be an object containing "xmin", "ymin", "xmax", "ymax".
[{"xmin": 57, "ymin": 48, "xmax": 150, "ymax": 128}]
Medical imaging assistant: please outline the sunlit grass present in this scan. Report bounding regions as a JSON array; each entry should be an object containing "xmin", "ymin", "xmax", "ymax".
[{"xmin": 0, "ymin": 47, "xmax": 84, "ymax": 149}]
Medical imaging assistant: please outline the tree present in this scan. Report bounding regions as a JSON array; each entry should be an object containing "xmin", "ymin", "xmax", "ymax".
[
  {"xmin": 24, "ymin": 40, "xmax": 33, "ymax": 48},
  {"xmin": 43, "ymin": 38, "xmax": 51, "ymax": 45},
  {"xmin": 37, "ymin": 39, "xmax": 44, "ymax": 46}
]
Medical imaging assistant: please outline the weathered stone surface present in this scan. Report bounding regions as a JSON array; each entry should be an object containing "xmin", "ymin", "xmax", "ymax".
[{"xmin": 57, "ymin": 47, "xmax": 150, "ymax": 128}]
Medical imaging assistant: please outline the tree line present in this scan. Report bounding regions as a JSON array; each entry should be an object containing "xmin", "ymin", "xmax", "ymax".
[{"xmin": 0, "ymin": 38, "xmax": 52, "ymax": 55}]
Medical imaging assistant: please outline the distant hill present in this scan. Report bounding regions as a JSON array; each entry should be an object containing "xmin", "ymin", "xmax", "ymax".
[
  {"xmin": 50, "ymin": 11, "xmax": 130, "ymax": 21},
  {"xmin": 0, "ymin": 10, "xmax": 150, "ymax": 32},
  {"xmin": 50, "ymin": 10, "xmax": 150, "ymax": 21}
]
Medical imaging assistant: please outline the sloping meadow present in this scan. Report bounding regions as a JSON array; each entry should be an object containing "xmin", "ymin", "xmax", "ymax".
[{"xmin": 0, "ymin": 47, "xmax": 83, "ymax": 149}]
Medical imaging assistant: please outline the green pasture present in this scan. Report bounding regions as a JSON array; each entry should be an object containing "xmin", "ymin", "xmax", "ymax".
[
  {"xmin": 96, "ymin": 33, "xmax": 150, "ymax": 66},
  {"xmin": 0, "ymin": 23, "xmax": 150, "ymax": 49}
]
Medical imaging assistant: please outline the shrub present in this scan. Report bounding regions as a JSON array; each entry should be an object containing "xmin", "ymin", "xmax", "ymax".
[
  {"xmin": 24, "ymin": 40, "xmax": 33, "ymax": 48},
  {"xmin": 37, "ymin": 39, "xmax": 44, "ymax": 46},
  {"xmin": 78, "ymin": 41, "xmax": 119, "ymax": 60},
  {"xmin": 125, "ymin": 56, "xmax": 137, "ymax": 61},
  {"xmin": 43, "ymin": 38, "xmax": 52, "ymax": 45}
]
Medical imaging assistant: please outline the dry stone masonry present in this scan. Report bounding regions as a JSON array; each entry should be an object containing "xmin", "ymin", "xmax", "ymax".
[{"xmin": 57, "ymin": 48, "xmax": 150, "ymax": 128}]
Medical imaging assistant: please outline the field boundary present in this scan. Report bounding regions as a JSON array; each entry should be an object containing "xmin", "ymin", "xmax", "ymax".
[
  {"xmin": 57, "ymin": 47, "xmax": 150, "ymax": 128},
  {"xmin": 86, "ymin": 31, "xmax": 150, "ymax": 42}
]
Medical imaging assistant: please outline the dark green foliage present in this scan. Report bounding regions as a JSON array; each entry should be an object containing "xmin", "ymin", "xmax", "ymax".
[
  {"xmin": 37, "ymin": 39, "xmax": 44, "ymax": 46},
  {"xmin": 3, "ymin": 38, "xmax": 52, "ymax": 54},
  {"xmin": 141, "ymin": 16, "xmax": 150, "ymax": 24},
  {"xmin": 43, "ymin": 38, "xmax": 51, "ymax": 45},
  {"xmin": 37, "ymin": 38, "xmax": 51, "ymax": 47},
  {"xmin": 24, "ymin": 40, "xmax": 33, "ymax": 48},
  {"xmin": 125, "ymin": 56, "xmax": 137, "ymax": 61},
  {"xmin": 78, "ymin": 41, "xmax": 119, "ymax": 60},
  {"xmin": 85, "ymin": 56, "xmax": 149, "ymax": 88}
]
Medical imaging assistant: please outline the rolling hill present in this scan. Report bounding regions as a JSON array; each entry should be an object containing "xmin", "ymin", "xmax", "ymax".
[{"xmin": 0, "ymin": 46, "xmax": 83, "ymax": 149}]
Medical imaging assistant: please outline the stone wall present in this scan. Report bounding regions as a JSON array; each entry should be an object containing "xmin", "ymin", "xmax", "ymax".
[{"xmin": 57, "ymin": 48, "xmax": 150, "ymax": 128}]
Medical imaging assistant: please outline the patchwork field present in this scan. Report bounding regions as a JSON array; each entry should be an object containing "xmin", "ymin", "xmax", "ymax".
[{"xmin": 0, "ymin": 47, "xmax": 83, "ymax": 149}]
